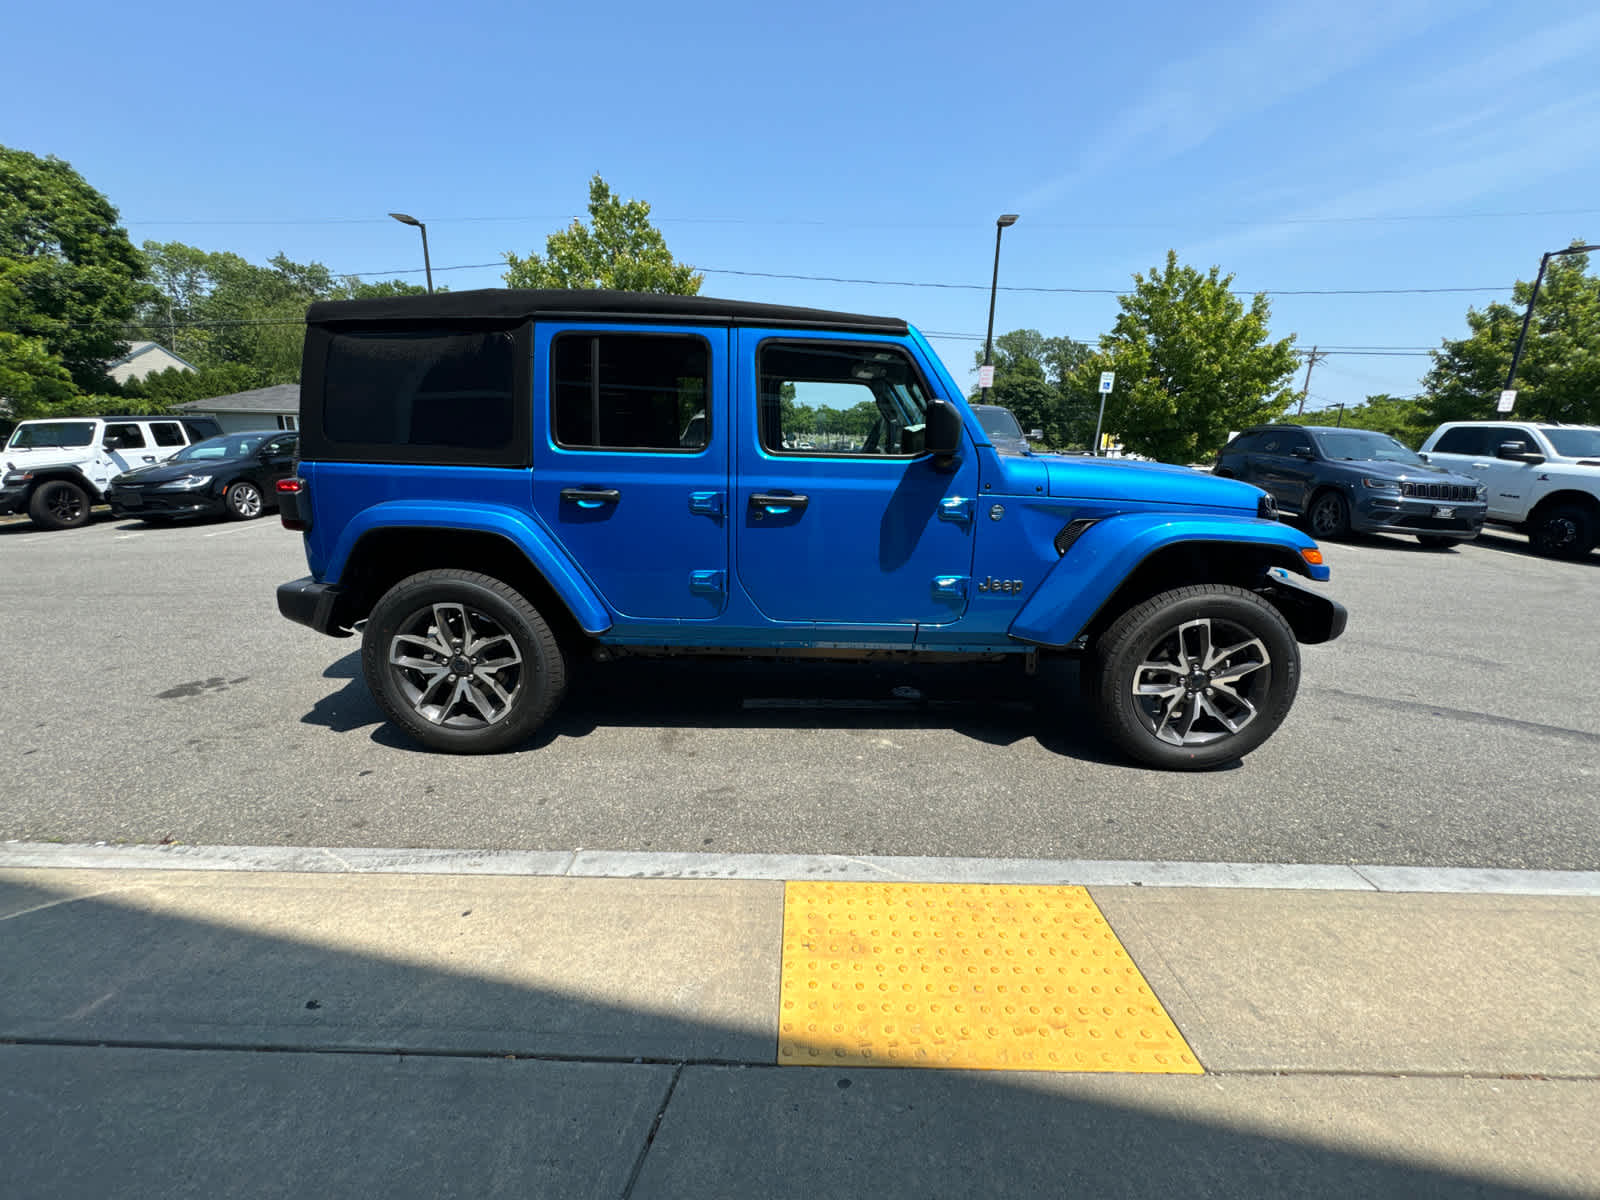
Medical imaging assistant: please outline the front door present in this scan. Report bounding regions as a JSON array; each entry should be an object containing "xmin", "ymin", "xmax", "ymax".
[
  {"xmin": 733, "ymin": 331, "xmax": 977, "ymax": 628},
  {"xmin": 532, "ymin": 324, "xmax": 730, "ymax": 621}
]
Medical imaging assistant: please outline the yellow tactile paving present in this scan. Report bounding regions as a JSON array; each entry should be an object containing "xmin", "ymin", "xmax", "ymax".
[{"xmin": 778, "ymin": 881, "xmax": 1201, "ymax": 1073}]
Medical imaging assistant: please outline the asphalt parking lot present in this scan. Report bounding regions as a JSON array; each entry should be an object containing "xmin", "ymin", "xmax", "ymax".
[{"xmin": 1, "ymin": 512, "xmax": 1595, "ymax": 869}]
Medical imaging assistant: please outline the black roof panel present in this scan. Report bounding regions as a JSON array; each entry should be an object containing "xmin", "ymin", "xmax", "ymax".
[{"xmin": 305, "ymin": 288, "xmax": 910, "ymax": 336}]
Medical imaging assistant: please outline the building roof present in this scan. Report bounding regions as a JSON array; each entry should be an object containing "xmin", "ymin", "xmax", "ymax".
[
  {"xmin": 105, "ymin": 341, "xmax": 197, "ymax": 372},
  {"xmin": 174, "ymin": 384, "xmax": 300, "ymax": 414},
  {"xmin": 305, "ymin": 288, "xmax": 910, "ymax": 336}
]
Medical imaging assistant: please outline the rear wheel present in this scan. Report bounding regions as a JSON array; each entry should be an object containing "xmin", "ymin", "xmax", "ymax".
[
  {"xmin": 1089, "ymin": 585, "xmax": 1299, "ymax": 770},
  {"xmin": 362, "ymin": 570, "xmax": 568, "ymax": 753},
  {"xmin": 1527, "ymin": 504, "xmax": 1595, "ymax": 559},
  {"xmin": 1306, "ymin": 490, "xmax": 1350, "ymax": 540},
  {"xmin": 27, "ymin": 480, "xmax": 91, "ymax": 530}
]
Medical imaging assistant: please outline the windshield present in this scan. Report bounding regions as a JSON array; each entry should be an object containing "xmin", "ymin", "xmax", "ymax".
[
  {"xmin": 975, "ymin": 406, "xmax": 1025, "ymax": 440},
  {"xmin": 173, "ymin": 433, "xmax": 269, "ymax": 462},
  {"xmin": 7, "ymin": 421, "xmax": 96, "ymax": 449},
  {"xmin": 1544, "ymin": 427, "xmax": 1600, "ymax": 458},
  {"xmin": 1314, "ymin": 429, "xmax": 1424, "ymax": 465}
]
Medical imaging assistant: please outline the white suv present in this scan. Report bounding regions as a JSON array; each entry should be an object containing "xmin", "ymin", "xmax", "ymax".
[
  {"xmin": 0, "ymin": 415, "xmax": 222, "ymax": 530},
  {"xmin": 1419, "ymin": 421, "xmax": 1600, "ymax": 559}
]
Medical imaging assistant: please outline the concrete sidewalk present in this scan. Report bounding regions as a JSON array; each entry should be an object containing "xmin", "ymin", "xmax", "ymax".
[{"xmin": 2, "ymin": 860, "xmax": 1598, "ymax": 1198}]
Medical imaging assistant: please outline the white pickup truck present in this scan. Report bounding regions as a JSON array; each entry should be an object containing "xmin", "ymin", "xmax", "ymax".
[{"xmin": 1418, "ymin": 421, "xmax": 1600, "ymax": 559}]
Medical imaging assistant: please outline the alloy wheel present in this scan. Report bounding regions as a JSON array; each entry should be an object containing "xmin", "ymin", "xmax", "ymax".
[
  {"xmin": 387, "ymin": 602, "xmax": 524, "ymax": 729},
  {"xmin": 1130, "ymin": 617, "xmax": 1271, "ymax": 747}
]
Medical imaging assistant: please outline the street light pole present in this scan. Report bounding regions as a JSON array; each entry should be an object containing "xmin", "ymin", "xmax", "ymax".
[
  {"xmin": 1504, "ymin": 243, "xmax": 1599, "ymax": 394},
  {"xmin": 981, "ymin": 214, "xmax": 1019, "ymax": 402},
  {"xmin": 387, "ymin": 212, "xmax": 434, "ymax": 293}
]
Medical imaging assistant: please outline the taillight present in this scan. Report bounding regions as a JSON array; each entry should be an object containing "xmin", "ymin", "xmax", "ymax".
[{"xmin": 278, "ymin": 477, "xmax": 309, "ymax": 531}]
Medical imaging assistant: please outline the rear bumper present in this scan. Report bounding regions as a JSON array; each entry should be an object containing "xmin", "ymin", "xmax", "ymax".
[{"xmin": 277, "ymin": 576, "xmax": 350, "ymax": 637}]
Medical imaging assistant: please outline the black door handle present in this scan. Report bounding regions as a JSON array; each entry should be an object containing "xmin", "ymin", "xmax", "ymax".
[
  {"xmin": 750, "ymin": 493, "xmax": 809, "ymax": 514},
  {"xmin": 560, "ymin": 487, "xmax": 620, "ymax": 509}
]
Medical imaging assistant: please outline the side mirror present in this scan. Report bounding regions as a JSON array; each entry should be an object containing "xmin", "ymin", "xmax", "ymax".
[
  {"xmin": 925, "ymin": 399, "xmax": 963, "ymax": 456},
  {"xmin": 1497, "ymin": 441, "xmax": 1545, "ymax": 463},
  {"xmin": 1417, "ymin": 452, "xmax": 1430, "ymax": 463}
]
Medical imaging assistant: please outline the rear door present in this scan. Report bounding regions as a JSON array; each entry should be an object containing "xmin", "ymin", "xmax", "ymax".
[
  {"xmin": 531, "ymin": 324, "xmax": 729, "ymax": 621},
  {"xmin": 732, "ymin": 331, "xmax": 977, "ymax": 629}
]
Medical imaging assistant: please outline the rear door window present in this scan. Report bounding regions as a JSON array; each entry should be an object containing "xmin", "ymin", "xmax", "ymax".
[
  {"xmin": 551, "ymin": 333, "xmax": 710, "ymax": 452},
  {"xmin": 150, "ymin": 422, "xmax": 185, "ymax": 447}
]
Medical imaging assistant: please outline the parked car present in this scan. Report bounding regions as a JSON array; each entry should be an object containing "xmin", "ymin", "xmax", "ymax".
[
  {"xmin": 1214, "ymin": 424, "xmax": 1487, "ymax": 547},
  {"xmin": 971, "ymin": 403, "xmax": 1033, "ymax": 455},
  {"xmin": 0, "ymin": 415, "xmax": 222, "ymax": 530},
  {"xmin": 276, "ymin": 289, "xmax": 1345, "ymax": 770},
  {"xmin": 107, "ymin": 431, "xmax": 300, "ymax": 522},
  {"xmin": 1418, "ymin": 421, "xmax": 1600, "ymax": 559}
]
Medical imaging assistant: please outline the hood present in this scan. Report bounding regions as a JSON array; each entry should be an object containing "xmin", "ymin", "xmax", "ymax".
[
  {"xmin": 111, "ymin": 457, "xmax": 238, "ymax": 485},
  {"xmin": 3, "ymin": 446, "xmax": 92, "ymax": 473},
  {"xmin": 1025, "ymin": 456, "xmax": 1264, "ymax": 511},
  {"xmin": 1339, "ymin": 458, "xmax": 1480, "ymax": 487}
]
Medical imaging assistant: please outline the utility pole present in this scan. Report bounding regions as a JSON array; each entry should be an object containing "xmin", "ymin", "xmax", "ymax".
[{"xmin": 1295, "ymin": 346, "xmax": 1326, "ymax": 417}]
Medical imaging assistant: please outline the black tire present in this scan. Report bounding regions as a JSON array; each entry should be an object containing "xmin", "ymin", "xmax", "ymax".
[
  {"xmin": 1527, "ymin": 504, "xmax": 1596, "ymax": 560},
  {"xmin": 224, "ymin": 480, "xmax": 264, "ymax": 521},
  {"xmin": 1089, "ymin": 584, "xmax": 1299, "ymax": 770},
  {"xmin": 27, "ymin": 480, "xmax": 91, "ymax": 530},
  {"xmin": 1306, "ymin": 489, "xmax": 1350, "ymax": 540},
  {"xmin": 1416, "ymin": 534, "xmax": 1457, "ymax": 549},
  {"xmin": 362, "ymin": 570, "xmax": 568, "ymax": 753}
]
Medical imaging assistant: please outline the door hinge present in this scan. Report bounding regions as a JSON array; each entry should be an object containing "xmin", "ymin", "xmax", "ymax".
[
  {"xmin": 689, "ymin": 490, "xmax": 724, "ymax": 517},
  {"xmin": 690, "ymin": 570, "xmax": 726, "ymax": 595},
  {"xmin": 938, "ymin": 497, "xmax": 973, "ymax": 525}
]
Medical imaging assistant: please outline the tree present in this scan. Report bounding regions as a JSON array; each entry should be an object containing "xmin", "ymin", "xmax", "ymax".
[
  {"xmin": 969, "ymin": 330, "xmax": 1094, "ymax": 447},
  {"xmin": 1078, "ymin": 251, "xmax": 1298, "ymax": 462},
  {"xmin": 0, "ymin": 145, "xmax": 150, "ymax": 391},
  {"xmin": 0, "ymin": 332, "xmax": 78, "ymax": 417},
  {"xmin": 1422, "ymin": 245, "xmax": 1600, "ymax": 427},
  {"xmin": 503, "ymin": 175, "xmax": 702, "ymax": 294},
  {"xmin": 1333, "ymin": 393, "xmax": 1434, "ymax": 447}
]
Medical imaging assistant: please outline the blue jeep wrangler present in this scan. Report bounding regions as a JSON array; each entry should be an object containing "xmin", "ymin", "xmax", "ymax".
[{"xmin": 277, "ymin": 290, "xmax": 1346, "ymax": 769}]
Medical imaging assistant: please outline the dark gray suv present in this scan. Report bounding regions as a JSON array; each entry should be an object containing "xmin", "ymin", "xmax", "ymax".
[{"xmin": 1214, "ymin": 425, "xmax": 1487, "ymax": 547}]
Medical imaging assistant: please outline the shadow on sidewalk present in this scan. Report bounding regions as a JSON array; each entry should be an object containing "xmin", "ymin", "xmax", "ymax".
[{"xmin": 1, "ymin": 874, "xmax": 1580, "ymax": 1199}]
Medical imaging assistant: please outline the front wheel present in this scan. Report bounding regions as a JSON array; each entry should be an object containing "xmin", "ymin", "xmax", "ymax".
[
  {"xmin": 362, "ymin": 570, "xmax": 568, "ymax": 753},
  {"xmin": 224, "ymin": 480, "xmax": 263, "ymax": 520},
  {"xmin": 1089, "ymin": 585, "xmax": 1299, "ymax": 770},
  {"xmin": 27, "ymin": 480, "xmax": 92, "ymax": 530},
  {"xmin": 1306, "ymin": 490, "xmax": 1351, "ymax": 540}
]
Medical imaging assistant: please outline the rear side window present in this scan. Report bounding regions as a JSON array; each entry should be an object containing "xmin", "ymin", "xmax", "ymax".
[
  {"xmin": 301, "ymin": 325, "xmax": 531, "ymax": 467},
  {"xmin": 1433, "ymin": 427, "xmax": 1491, "ymax": 455},
  {"xmin": 150, "ymin": 422, "xmax": 185, "ymax": 447},
  {"xmin": 103, "ymin": 423, "xmax": 147, "ymax": 450},
  {"xmin": 551, "ymin": 333, "xmax": 709, "ymax": 452}
]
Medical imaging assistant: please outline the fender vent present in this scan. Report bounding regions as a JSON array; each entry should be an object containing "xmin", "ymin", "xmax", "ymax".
[{"xmin": 1053, "ymin": 518, "xmax": 1098, "ymax": 556}]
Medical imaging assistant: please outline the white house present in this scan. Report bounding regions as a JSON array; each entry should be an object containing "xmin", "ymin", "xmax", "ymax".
[
  {"xmin": 105, "ymin": 341, "xmax": 196, "ymax": 385},
  {"xmin": 174, "ymin": 384, "xmax": 300, "ymax": 434}
]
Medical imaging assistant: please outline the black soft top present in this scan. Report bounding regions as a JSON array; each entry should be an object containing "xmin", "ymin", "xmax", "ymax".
[{"xmin": 305, "ymin": 288, "xmax": 910, "ymax": 336}]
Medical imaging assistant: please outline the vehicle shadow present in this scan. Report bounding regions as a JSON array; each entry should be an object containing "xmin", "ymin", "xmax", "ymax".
[
  {"xmin": 299, "ymin": 651, "xmax": 1146, "ymax": 768},
  {"xmin": 1465, "ymin": 529, "xmax": 1600, "ymax": 568},
  {"xmin": 0, "ymin": 874, "xmax": 1577, "ymax": 1198}
]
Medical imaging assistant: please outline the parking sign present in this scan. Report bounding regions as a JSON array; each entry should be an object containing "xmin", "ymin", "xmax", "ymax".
[{"xmin": 1099, "ymin": 371, "xmax": 1116, "ymax": 394}]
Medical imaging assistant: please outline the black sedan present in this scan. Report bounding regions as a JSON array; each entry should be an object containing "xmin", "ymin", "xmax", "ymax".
[
  {"xmin": 107, "ymin": 431, "xmax": 299, "ymax": 522},
  {"xmin": 1214, "ymin": 424, "xmax": 1487, "ymax": 547}
]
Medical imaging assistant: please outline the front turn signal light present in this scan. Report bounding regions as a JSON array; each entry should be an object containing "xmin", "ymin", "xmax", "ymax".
[{"xmin": 1301, "ymin": 548, "xmax": 1324, "ymax": 566}]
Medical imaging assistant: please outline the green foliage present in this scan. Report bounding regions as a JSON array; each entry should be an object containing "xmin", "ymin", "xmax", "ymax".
[
  {"xmin": 1330, "ymin": 394, "xmax": 1434, "ymax": 447},
  {"xmin": 336, "ymin": 277, "xmax": 431, "ymax": 299},
  {"xmin": 120, "ymin": 363, "xmax": 263, "ymax": 407},
  {"xmin": 1077, "ymin": 251, "xmax": 1298, "ymax": 462},
  {"xmin": 0, "ymin": 332, "xmax": 78, "ymax": 417},
  {"xmin": 1423, "ymin": 245, "xmax": 1600, "ymax": 426},
  {"xmin": 969, "ymin": 330, "xmax": 1095, "ymax": 448},
  {"xmin": 503, "ymin": 175, "xmax": 702, "ymax": 294},
  {"xmin": 0, "ymin": 145, "xmax": 150, "ymax": 391}
]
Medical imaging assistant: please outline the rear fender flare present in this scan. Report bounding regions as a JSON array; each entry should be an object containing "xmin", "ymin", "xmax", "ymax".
[{"xmin": 326, "ymin": 501, "xmax": 612, "ymax": 634}]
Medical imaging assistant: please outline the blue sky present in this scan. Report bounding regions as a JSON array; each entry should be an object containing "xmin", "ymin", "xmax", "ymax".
[{"xmin": 6, "ymin": 0, "xmax": 1599, "ymax": 413}]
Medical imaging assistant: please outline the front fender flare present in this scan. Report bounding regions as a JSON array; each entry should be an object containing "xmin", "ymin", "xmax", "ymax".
[
  {"xmin": 1009, "ymin": 513, "xmax": 1327, "ymax": 648},
  {"xmin": 327, "ymin": 500, "xmax": 612, "ymax": 634}
]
